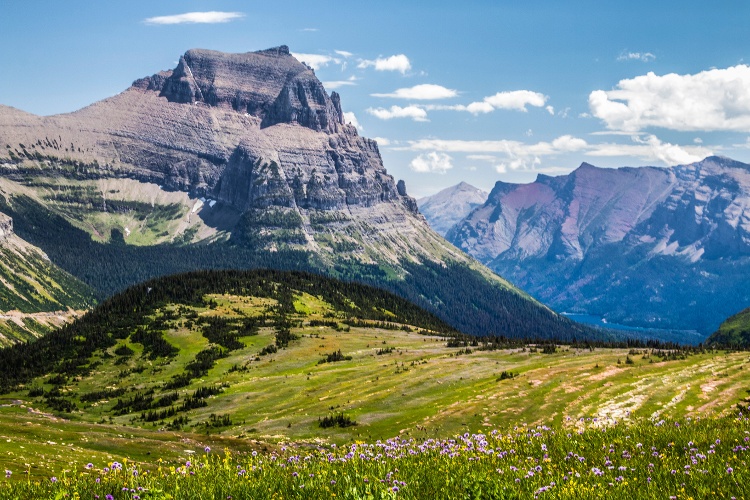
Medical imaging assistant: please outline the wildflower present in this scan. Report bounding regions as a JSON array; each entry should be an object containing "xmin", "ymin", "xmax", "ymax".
[
  {"xmin": 85, "ymin": 463, "xmax": 94, "ymax": 469},
  {"xmin": 4, "ymin": 470, "xmax": 10, "ymax": 478},
  {"xmin": 106, "ymin": 496, "xmax": 114, "ymax": 500},
  {"xmin": 50, "ymin": 477, "xmax": 57, "ymax": 483},
  {"xmin": 205, "ymin": 446, "xmax": 211, "ymax": 453},
  {"xmin": 727, "ymin": 467, "xmax": 734, "ymax": 474}
]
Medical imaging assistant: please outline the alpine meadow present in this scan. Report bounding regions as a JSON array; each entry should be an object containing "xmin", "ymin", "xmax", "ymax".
[{"xmin": 1, "ymin": 2, "xmax": 750, "ymax": 499}]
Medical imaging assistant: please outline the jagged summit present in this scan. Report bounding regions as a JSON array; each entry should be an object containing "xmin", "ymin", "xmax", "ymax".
[{"xmin": 131, "ymin": 46, "xmax": 345, "ymax": 134}]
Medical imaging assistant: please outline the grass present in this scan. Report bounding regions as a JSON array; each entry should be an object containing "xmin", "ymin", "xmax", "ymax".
[
  {"xmin": 0, "ymin": 289, "xmax": 748, "ymax": 497},
  {"xmin": 4, "ymin": 293, "xmax": 749, "ymax": 443},
  {"xmin": 0, "ymin": 414, "xmax": 747, "ymax": 498}
]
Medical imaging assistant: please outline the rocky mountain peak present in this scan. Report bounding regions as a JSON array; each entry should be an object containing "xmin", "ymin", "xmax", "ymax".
[{"xmin": 134, "ymin": 46, "xmax": 345, "ymax": 134}]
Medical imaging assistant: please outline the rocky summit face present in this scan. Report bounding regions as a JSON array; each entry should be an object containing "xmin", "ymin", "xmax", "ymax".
[
  {"xmin": 448, "ymin": 156, "xmax": 750, "ymax": 335},
  {"xmin": 417, "ymin": 182, "xmax": 488, "ymax": 236},
  {"xmin": 0, "ymin": 47, "xmax": 590, "ymax": 340}
]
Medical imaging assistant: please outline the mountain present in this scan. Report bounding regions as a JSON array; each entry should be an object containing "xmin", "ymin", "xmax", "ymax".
[
  {"xmin": 0, "ymin": 46, "xmax": 591, "ymax": 340},
  {"xmin": 705, "ymin": 306, "xmax": 750, "ymax": 347},
  {"xmin": 447, "ymin": 156, "xmax": 750, "ymax": 335},
  {"xmin": 417, "ymin": 182, "xmax": 488, "ymax": 236},
  {"xmin": 0, "ymin": 211, "xmax": 94, "ymax": 344}
]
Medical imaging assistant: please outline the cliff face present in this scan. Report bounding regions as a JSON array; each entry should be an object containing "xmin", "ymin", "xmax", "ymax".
[
  {"xmin": 447, "ymin": 156, "xmax": 750, "ymax": 333},
  {"xmin": 0, "ymin": 46, "xmax": 414, "ymax": 217}
]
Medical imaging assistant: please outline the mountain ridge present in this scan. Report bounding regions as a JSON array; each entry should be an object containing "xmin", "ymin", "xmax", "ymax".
[{"xmin": 447, "ymin": 156, "xmax": 750, "ymax": 334}]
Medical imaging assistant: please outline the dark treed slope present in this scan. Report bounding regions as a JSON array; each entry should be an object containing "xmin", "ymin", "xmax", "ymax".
[{"xmin": 0, "ymin": 46, "xmax": 594, "ymax": 340}]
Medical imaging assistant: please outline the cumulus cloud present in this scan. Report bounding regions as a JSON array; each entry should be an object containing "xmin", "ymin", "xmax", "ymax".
[
  {"xmin": 343, "ymin": 112, "xmax": 362, "ymax": 130},
  {"xmin": 546, "ymin": 105, "xmax": 555, "ymax": 115},
  {"xmin": 589, "ymin": 65, "xmax": 750, "ymax": 132},
  {"xmin": 372, "ymin": 84, "xmax": 458, "ymax": 100},
  {"xmin": 144, "ymin": 11, "xmax": 244, "ymax": 25},
  {"xmin": 373, "ymin": 137, "xmax": 391, "ymax": 146},
  {"xmin": 410, "ymin": 152, "xmax": 454, "ymax": 174},
  {"xmin": 366, "ymin": 105, "xmax": 428, "ymax": 122},
  {"xmin": 335, "ymin": 50, "xmax": 353, "ymax": 57},
  {"xmin": 617, "ymin": 51, "xmax": 656, "ymax": 62},
  {"xmin": 358, "ymin": 54, "xmax": 411, "ymax": 74}
]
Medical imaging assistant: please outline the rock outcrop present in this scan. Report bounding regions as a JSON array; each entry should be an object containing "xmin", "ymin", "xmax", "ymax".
[
  {"xmin": 0, "ymin": 213, "xmax": 11, "ymax": 243},
  {"xmin": 448, "ymin": 156, "xmax": 750, "ymax": 334}
]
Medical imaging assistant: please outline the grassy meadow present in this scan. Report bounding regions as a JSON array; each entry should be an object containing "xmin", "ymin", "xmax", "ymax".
[{"xmin": 0, "ymin": 284, "xmax": 747, "ymax": 497}]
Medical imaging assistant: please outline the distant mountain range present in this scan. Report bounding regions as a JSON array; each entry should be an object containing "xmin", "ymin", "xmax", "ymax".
[
  {"xmin": 440, "ymin": 156, "xmax": 750, "ymax": 335},
  {"xmin": 0, "ymin": 46, "xmax": 592, "ymax": 341},
  {"xmin": 417, "ymin": 182, "xmax": 487, "ymax": 236}
]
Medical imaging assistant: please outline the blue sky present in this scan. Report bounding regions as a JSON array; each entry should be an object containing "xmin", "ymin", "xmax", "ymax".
[{"xmin": 2, "ymin": 1, "xmax": 750, "ymax": 197}]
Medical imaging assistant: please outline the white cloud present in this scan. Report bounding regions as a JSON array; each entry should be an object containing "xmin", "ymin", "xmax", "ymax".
[
  {"xmin": 343, "ymin": 112, "xmax": 362, "ymax": 130},
  {"xmin": 335, "ymin": 50, "xmax": 353, "ymax": 58},
  {"xmin": 406, "ymin": 135, "xmax": 588, "ymax": 155},
  {"xmin": 617, "ymin": 51, "xmax": 656, "ymax": 62},
  {"xmin": 358, "ymin": 54, "xmax": 411, "ymax": 74},
  {"xmin": 144, "ymin": 11, "xmax": 244, "ymax": 25},
  {"xmin": 373, "ymin": 137, "xmax": 391, "ymax": 146},
  {"xmin": 587, "ymin": 135, "xmax": 712, "ymax": 165},
  {"xmin": 546, "ymin": 105, "xmax": 555, "ymax": 115},
  {"xmin": 448, "ymin": 90, "xmax": 548, "ymax": 115},
  {"xmin": 300, "ymin": 28, "xmax": 319, "ymax": 32},
  {"xmin": 323, "ymin": 80, "xmax": 357, "ymax": 89},
  {"xmin": 465, "ymin": 101, "xmax": 495, "ymax": 114},
  {"xmin": 589, "ymin": 65, "xmax": 750, "ymax": 132},
  {"xmin": 366, "ymin": 105, "xmax": 428, "ymax": 122},
  {"xmin": 482, "ymin": 90, "xmax": 548, "ymax": 112},
  {"xmin": 404, "ymin": 135, "xmax": 588, "ymax": 174},
  {"xmin": 405, "ymin": 133, "xmax": 705, "ymax": 169},
  {"xmin": 291, "ymin": 52, "xmax": 334, "ymax": 70},
  {"xmin": 372, "ymin": 84, "xmax": 458, "ymax": 100},
  {"xmin": 410, "ymin": 152, "xmax": 454, "ymax": 174}
]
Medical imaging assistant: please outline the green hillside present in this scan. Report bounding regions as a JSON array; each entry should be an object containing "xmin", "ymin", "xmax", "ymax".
[
  {"xmin": 706, "ymin": 306, "xmax": 750, "ymax": 347},
  {"xmin": 0, "ymin": 269, "xmax": 745, "ymax": 455}
]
